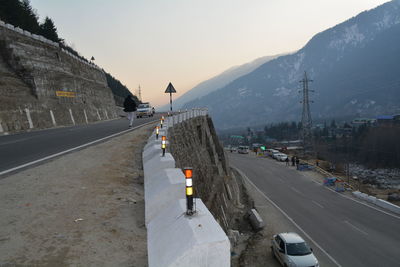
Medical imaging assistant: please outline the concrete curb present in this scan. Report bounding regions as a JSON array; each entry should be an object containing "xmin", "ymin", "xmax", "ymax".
[
  {"xmin": 147, "ymin": 199, "xmax": 230, "ymax": 267},
  {"xmin": 352, "ymin": 191, "xmax": 400, "ymax": 215},
  {"xmin": 142, "ymin": 110, "xmax": 230, "ymax": 267}
]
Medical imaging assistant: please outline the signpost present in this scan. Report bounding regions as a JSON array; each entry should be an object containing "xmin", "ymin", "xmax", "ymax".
[{"xmin": 164, "ymin": 82, "xmax": 177, "ymax": 112}]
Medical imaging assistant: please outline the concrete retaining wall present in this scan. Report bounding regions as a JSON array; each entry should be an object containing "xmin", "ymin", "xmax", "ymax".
[
  {"xmin": 0, "ymin": 20, "xmax": 117, "ymax": 134},
  {"xmin": 352, "ymin": 191, "xmax": 400, "ymax": 214},
  {"xmin": 142, "ymin": 109, "xmax": 230, "ymax": 267}
]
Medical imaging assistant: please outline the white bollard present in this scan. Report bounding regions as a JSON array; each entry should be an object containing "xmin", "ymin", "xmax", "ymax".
[
  {"xmin": 50, "ymin": 110, "xmax": 56, "ymax": 126},
  {"xmin": 25, "ymin": 108, "xmax": 34, "ymax": 129},
  {"xmin": 69, "ymin": 109, "xmax": 76, "ymax": 125},
  {"xmin": 83, "ymin": 109, "xmax": 89, "ymax": 124}
]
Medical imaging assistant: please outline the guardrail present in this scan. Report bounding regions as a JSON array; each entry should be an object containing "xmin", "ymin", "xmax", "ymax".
[
  {"xmin": 142, "ymin": 108, "xmax": 230, "ymax": 267},
  {"xmin": 167, "ymin": 108, "xmax": 208, "ymax": 126}
]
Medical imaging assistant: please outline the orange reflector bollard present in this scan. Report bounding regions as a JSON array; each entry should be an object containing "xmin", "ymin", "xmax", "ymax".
[
  {"xmin": 184, "ymin": 167, "xmax": 194, "ymax": 215},
  {"xmin": 160, "ymin": 116, "xmax": 164, "ymax": 128},
  {"xmin": 155, "ymin": 126, "xmax": 159, "ymax": 140},
  {"xmin": 161, "ymin": 135, "xmax": 166, "ymax": 156}
]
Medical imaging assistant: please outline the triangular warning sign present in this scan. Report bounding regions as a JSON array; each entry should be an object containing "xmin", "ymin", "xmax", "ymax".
[{"xmin": 165, "ymin": 82, "xmax": 177, "ymax": 93}]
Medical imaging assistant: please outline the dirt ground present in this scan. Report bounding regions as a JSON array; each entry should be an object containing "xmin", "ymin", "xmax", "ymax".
[{"xmin": 0, "ymin": 124, "xmax": 154, "ymax": 266}]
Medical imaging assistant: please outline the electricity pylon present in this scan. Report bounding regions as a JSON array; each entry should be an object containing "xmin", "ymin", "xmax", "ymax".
[{"xmin": 299, "ymin": 71, "xmax": 314, "ymax": 153}]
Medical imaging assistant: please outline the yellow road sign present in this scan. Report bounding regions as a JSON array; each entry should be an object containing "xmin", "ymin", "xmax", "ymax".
[{"xmin": 56, "ymin": 91, "xmax": 76, "ymax": 97}]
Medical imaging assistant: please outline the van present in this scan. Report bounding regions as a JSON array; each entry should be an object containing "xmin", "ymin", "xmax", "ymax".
[{"xmin": 238, "ymin": 146, "xmax": 249, "ymax": 154}]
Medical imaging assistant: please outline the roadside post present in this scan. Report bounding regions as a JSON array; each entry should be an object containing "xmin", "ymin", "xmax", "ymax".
[
  {"xmin": 155, "ymin": 126, "xmax": 159, "ymax": 140},
  {"xmin": 161, "ymin": 135, "xmax": 166, "ymax": 157},
  {"xmin": 164, "ymin": 82, "xmax": 177, "ymax": 112},
  {"xmin": 160, "ymin": 116, "xmax": 164, "ymax": 128},
  {"xmin": 184, "ymin": 167, "xmax": 195, "ymax": 215}
]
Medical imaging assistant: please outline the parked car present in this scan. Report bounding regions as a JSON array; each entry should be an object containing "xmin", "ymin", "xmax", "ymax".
[
  {"xmin": 275, "ymin": 153, "xmax": 288, "ymax": 162},
  {"xmin": 238, "ymin": 146, "xmax": 249, "ymax": 154},
  {"xmin": 271, "ymin": 232, "xmax": 319, "ymax": 267},
  {"xmin": 271, "ymin": 150, "xmax": 281, "ymax": 159},
  {"xmin": 136, "ymin": 102, "xmax": 154, "ymax": 118}
]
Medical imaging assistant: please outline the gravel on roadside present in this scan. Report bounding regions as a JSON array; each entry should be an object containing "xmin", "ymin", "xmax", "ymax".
[{"xmin": 0, "ymin": 123, "xmax": 155, "ymax": 266}]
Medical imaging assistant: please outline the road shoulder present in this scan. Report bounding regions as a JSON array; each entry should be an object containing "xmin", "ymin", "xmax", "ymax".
[{"xmin": 0, "ymin": 124, "xmax": 153, "ymax": 266}]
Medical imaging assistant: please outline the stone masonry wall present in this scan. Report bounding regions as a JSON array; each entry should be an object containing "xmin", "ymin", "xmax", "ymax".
[
  {"xmin": 168, "ymin": 116, "xmax": 250, "ymax": 233},
  {"xmin": 0, "ymin": 20, "xmax": 117, "ymax": 133}
]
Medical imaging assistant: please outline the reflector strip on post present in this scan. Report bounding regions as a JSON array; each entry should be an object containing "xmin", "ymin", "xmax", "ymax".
[
  {"xmin": 155, "ymin": 126, "xmax": 159, "ymax": 140},
  {"xmin": 161, "ymin": 135, "xmax": 166, "ymax": 156},
  {"xmin": 184, "ymin": 167, "xmax": 194, "ymax": 215},
  {"xmin": 186, "ymin": 187, "xmax": 193, "ymax": 196}
]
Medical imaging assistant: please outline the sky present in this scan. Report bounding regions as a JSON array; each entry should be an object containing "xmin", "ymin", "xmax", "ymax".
[{"xmin": 30, "ymin": 0, "xmax": 389, "ymax": 107}]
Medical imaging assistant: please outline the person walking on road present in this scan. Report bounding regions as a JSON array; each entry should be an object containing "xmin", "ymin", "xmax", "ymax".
[
  {"xmin": 123, "ymin": 95, "xmax": 137, "ymax": 128},
  {"xmin": 291, "ymin": 156, "xmax": 296, "ymax": 166},
  {"xmin": 285, "ymin": 157, "xmax": 289, "ymax": 166},
  {"xmin": 296, "ymin": 158, "xmax": 300, "ymax": 169}
]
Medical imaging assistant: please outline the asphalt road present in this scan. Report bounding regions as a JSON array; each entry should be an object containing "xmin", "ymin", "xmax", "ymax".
[
  {"xmin": 229, "ymin": 153, "xmax": 400, "ymax": 267},
  {"xmin": 0, "ymin": 115, "xmax": 160, "ymax": 176}
]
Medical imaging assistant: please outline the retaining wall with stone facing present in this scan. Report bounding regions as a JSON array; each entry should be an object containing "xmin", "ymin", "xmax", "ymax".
[
  {"xmin": 0, "ymin": 20, "xmax": 117, "ymax": 133},
  {"xmin": 142, "ymin": 109, "xmax": 230, "ymax": 267},
  {"xmin": 167, "ymin": 111, "xmax": 247, "ymax": 233}
]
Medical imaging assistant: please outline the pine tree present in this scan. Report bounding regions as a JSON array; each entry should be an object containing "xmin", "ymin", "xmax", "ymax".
[
  {"xmin": 40, "ymin": 16, "xmax": 59, "ymax": 42},
  {"xmin": 20, "ymin": 0, "xmax": 41, "ymax": 33}
]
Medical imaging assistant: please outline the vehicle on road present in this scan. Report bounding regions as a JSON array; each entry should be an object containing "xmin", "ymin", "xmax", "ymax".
[
  {"xmin": 271, "ymin": 232, "xmax": 319, "ymax": 267},
  {"xmin": 275, "ymin": 153, "xmax": 288, "ymax": 162},
  {"xmin": 238, "ymin": 146, "xmax": 249, "ymax": 154},
  {"xmin": 271, "ymin": 150, "xmax": 282, "ymax": 159},
  {"xmin": 136, "ymin": 102, "xmax": 154, "ymax": 118}
]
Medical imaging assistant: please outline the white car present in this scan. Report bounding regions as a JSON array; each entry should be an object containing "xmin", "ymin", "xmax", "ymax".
[
  {"xmin": 238, "ymin": 146, "xmax": 249, "ymax": 154},
  {"xmin": 276, "ymin": 153, "xmax": 288, "ymax": 162},
  {"xmin": 136, "ymin": 103, "xmax": 154, "ymax": 118},
  {"xmin": 271, "ymin": 232, "xmax": 319, "ymax": 267},
  {"xmin": 271, "ymin": 150, "xmax": 281, "ymax": 159}
]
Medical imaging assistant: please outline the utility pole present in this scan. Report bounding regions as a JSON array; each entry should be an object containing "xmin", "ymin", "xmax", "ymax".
[
  {"xmin": 137, "ymin": 85, "xmax": 142, "ymax": 102},
  {"xmin": 299, "ymin": 71, "xmax": 314, "ymax": 153}
]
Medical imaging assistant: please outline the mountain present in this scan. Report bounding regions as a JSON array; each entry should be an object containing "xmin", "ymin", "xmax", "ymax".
[
  {"xmin": 183, "ymin": 0, "xmax": 400, "ymax": 129},
  {"xmin": 158, "ymin": 54, "xmax": 284, "ymax": 110}
]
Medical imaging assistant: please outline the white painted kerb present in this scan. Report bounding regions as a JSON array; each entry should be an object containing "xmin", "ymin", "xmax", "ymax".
[{"xmin": 147, "ymin": 199, "xmax": 230, "ymax": 267}]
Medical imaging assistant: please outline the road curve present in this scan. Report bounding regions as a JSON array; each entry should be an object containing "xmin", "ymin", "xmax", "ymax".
[
  {"xmin": 229, "ymin": 153, "xmax": 400, "ymax": 267},
  {"xmin": 0, "ymin": 115, "xmax": 160, "ymax": 176}
]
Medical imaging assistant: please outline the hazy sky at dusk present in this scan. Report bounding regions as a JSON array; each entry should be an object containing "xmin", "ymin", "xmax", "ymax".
[{"xmin": 30, "ymin": 0, "xmax": 388, "ymax": 107}]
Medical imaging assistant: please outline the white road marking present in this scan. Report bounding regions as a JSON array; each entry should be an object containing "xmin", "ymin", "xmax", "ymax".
[
  {"xmin": 233, "ymin": 166, "xmax": 342, "ymax": 267},
  {"xmin": 322, "ymin": 185, "xmax": 400, "ymax": 220},
  {"xmin": 312, "ymin": 200, "xmax": 324, "ymax": 209},
  {"xmin": 344, "ymin": 220, "xmax": 368, "ymax": 236},
  {"xmin": 0, "ymin": 120, "xmax": 157, "ymax": 177},
  {"xmin": 0, "ymin": 137, "xmax": 32, "ymax": 146},
  {"xmin": 291, "ymin": 187, "xmax": 304, "ymax": 196}
]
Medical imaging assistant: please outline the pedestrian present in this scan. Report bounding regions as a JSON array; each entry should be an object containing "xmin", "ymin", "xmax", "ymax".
[
  {"xmin": 316, "ymin": 159, "xmax": 319, "ymax": 167},
  {"xmin": 296, "ymin": 158, "xmax": 300, "ymax": 168},
  {"xmin": 291, "ymin": 156, "xmax": 295, "ymax": 166},
  {"xmin": 285, "ymin": 157, "xmax": 289, "ymax": 166},
  {"xmin": 123, "ymin": 95, "xmax": 137, "ymax": 128}
]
